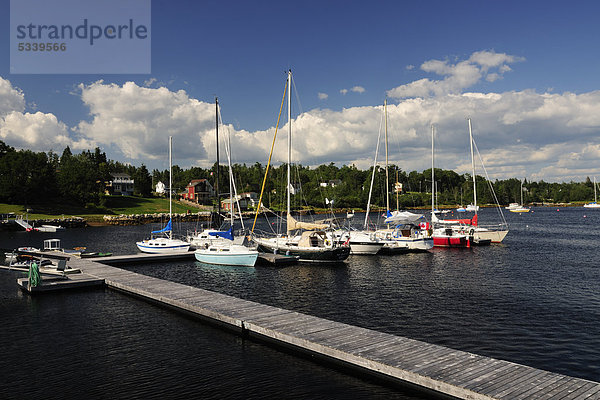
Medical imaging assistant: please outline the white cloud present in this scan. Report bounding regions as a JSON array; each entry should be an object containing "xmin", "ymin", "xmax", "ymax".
[
  {"xmin": 0, "ymin": 77, "xmax": 25, "ymax": 116},
  {"xmin": 0, "ymin": 111, "xmax": 72, "ymax": 151},
  {"xmin": 340, "ymin": 86, "xmax": 365, "ymax": 95},
  {"xmin": 6, "ymin": 52, "xmax": 600, "ymax": 183},
  {"xmin": 318, "ymin": 92, "xmax": 328, "ymax": 100},
  {"xmin": 387, "ymin": 50, "xmax": 524, "ymax": 99},
  {"xmin": 143, "ymin": 77, "xmax": 157, "ymax": 87}
]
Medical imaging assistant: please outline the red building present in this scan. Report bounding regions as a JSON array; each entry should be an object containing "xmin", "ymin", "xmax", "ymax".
[{"xmin": 181, "ymin": 179, "xmax": 214, "ymax": 203}]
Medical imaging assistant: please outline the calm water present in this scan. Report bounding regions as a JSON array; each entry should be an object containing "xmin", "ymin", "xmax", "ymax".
[{"xmin": 1, "ymin": 207, "xmax": 599, "ymax": 398}]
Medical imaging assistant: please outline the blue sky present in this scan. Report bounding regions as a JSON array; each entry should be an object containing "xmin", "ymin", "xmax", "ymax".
[{"xmin": 2, "ymin": 0, "xmax": 600, "ymax": 182}]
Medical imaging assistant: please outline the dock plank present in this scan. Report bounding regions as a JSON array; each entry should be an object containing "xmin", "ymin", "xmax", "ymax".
[{"xmin": 42, "ymin": 257, "xmax": 600, "ymax": 400}]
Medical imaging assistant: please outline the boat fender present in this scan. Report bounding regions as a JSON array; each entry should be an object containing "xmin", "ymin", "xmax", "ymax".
[
  {"xmin": 469, "ymin": 229, "xmax": 475, "ymax": 236},
  {"xmin": 325, "ymin": 239, "xmax": 331, "ymax": 247}
]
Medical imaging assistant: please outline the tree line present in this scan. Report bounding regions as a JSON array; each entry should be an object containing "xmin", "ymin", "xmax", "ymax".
[{"xmin": 0, "ymin": 140, "xmax": 597, "ymax": 210}]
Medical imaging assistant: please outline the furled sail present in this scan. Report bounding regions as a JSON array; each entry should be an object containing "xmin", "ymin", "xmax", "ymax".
[{"xmin": 287, "ymin": 214, "xmax": 329, "ymax": 232}]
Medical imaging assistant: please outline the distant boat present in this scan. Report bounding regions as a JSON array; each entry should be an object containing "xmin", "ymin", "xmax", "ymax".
[
  {"xmin": 465, "ymin": 204, "xmax": 479, "ymax": 212},
  {"xmin": 509, "ymin": 180, "xmax": 530, "ymax": 213},
  {"xmin": 136, "ymin": 137, "xmax": 190, "ymax": 253},
  {"xmin": 584, "ymin": 177, "xmax": 600, "ymax": 209}
]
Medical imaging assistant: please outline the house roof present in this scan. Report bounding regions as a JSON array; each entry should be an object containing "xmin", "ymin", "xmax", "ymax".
[
  {"xmin": 188, "ymin": 179, "xmax": 209, "ymax": 187},
  {"xmin": 111, "ymin": 173, "xmax": 132, "ymax": 179}
]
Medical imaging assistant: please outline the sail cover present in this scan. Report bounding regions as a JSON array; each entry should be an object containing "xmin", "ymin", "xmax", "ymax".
[
  {"xmin": 384, "ymin": 210, "xmax": 424, "ymax": 224},
  {"xmin": 152, "ymin": 219, "xmax": 172, "ymax": 233},
  {"xmin": 208, "ymin": 227, "xmax": 234, "ymax": 241},
  {"xmin": 287, "ymin": 214, "xmax": 329, "ymax": 232}
]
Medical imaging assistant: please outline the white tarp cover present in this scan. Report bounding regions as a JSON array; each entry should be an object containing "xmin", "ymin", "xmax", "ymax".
[{"xmin": 384, "ymin": 211, "xmax": 424, "ymax": 224}]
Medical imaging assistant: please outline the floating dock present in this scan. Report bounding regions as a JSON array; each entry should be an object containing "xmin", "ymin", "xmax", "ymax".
[
  {"xmin": 17, "ymin": 273, "xmax": 104, "ymax": 293},
  {"xmin": 31, "ymin": 256, "xmax": 595, "ymax": 399}
]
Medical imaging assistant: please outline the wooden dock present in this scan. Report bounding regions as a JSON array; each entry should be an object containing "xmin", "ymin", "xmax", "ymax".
[
  {"xmin": 52, "ymin": 257, "xmax": 600, "ymax": 399},
  {"xmin": 17, "ymin": 273, "xmax": 104, "ymax": 293}
]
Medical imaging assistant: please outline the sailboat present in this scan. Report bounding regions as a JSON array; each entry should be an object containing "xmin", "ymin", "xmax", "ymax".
[
  {"xmin": 583, "ymin": 177, "xmax": 600, "ymax": 208},
  {"xmin": 186, "ymin": 99, "xmax": 231, "ymax": 249},
  {"xmin": 430, "ymin": 125, "xmax": 471, "ymax": 248},
  {"xmin": 463, "ymin": 119, "xmax": 508, "ymax": 243},
  {"xmin": 509, "ymin": 179, "xmax": 530, "ymax": 213},
  {"xmin": 251, "ymin": 70, "xmax": 350, "ymax": 263},
  {"xmin": 194, "ymin": 98, "xmax": 258, "ymax": 267},
  {"xmin": 136, "ymin": 137, "xmax": 191, "ymax": 253},
  {"xmin": 375, "ymin": 105, "xmax": 432, "ymax": 253},
  {"xmin": 432, "ymin": 120, "xmax": 508, "ymax": 243}
]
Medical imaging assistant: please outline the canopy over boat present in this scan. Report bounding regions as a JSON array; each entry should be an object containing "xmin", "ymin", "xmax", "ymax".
[{"xmin": 384, "ymin": 210, "xmax": 424, "ymax": 225}]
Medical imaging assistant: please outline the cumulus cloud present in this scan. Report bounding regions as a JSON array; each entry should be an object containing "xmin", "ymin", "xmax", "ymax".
[
  {"xmin": 0, "ymin": 77, "xmax": 86, "ymax": 153},
  {"xmin": 318, "ymin": 92, "xmax": 328, "ymax": 100},
  {"xmin": 0, "ymin": 111, "xmax": 73, "ymax": 151},
  {"xmin": 0, "ymin": 77, "xmax": 26, "ymax": 116},
  {"xmin": 6, "ymin": 51, "xmax": 600, "ymax": 183},
  {"xmin": 340, "ymin": 89, "xmax": 348, "ymax": 95},
  {"xmin": 388, "ymin": 50, "xmax": 524, "ymax": 99}
]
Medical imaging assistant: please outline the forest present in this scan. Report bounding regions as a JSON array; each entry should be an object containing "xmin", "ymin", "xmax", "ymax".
[{"xmin": 0, "ymin": 140, "xmax": 597, "ymax": 211}]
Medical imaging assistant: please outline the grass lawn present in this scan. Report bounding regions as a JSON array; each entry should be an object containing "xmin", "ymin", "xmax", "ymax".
[{"xmin": 1, "ymin": 196, "xmax": 210, "ymax": 222}]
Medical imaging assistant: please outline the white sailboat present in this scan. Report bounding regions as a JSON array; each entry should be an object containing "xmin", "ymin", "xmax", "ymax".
[
  {"xmin": 194, "ymin": 98, "xmax": 258, "ymax": 267},
  {"xmin": 584, "ymin": 177, "xmax": 600, "ymax": 208},
  {"xmin": 136, "ymin": 137, "xmax": 191, "ymax": 253},
  {"xmin": 374, "ymin": 100, "xmax": 432, "ymax": 253},
  {"xmin": 251, "ymin": 70, "xmax": 350, "ymax": 262},
  {"xmin": 465, "ymin": 119, "xmax": 509, "ymax": 243},
  {"xmin": 509, "ymin": 179, "xmax": 530, "ymax": 213}
]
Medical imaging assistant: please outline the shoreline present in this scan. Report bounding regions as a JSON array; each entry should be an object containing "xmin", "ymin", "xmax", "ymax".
[{"xmin": 1, "ymin": 202, "xmax": 584, "ymax": 230}]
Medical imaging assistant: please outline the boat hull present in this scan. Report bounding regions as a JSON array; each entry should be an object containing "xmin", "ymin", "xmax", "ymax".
[
  {"xmin": 583, "ymin": 203, "xmax": 600, "ymax": 208},
  {"xmin": 348, "ymin": 241, "xmax": 385, "ymax": 255},
  {"xmin": 474, "ymin": 229, "xmax": 509, "ymax": 243},
  {"xmin": 255, "ymin": 240, "xmax": 350, "ymax": 263},
  {"xmin": 194, "ymin": 249, "xmax": 258, "ymax": 267},
  {"xmin": 136, "ymin": 239, "xmax": 191, "ymax": 254},
  {"xmin": 433, "ymin": 235, "xmax": 470, "ymax": 248}
]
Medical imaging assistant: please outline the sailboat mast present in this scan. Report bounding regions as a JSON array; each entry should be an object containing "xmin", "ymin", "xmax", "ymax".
[
  {"xmin": 169, "ymin": 135, "xmax": 172, "ymax": 239},
  {"xmin": 364, "ymin": 109, "xmax": 383, "ymax": 229},
  {"xmin": 216, "ymin": 98, "xmax": 221, "ymax": 224},
  {"xmin": 468, "ymin": 118, "xmax": 477, "ymax": 216},
  {"xmin": 384, "ymin": 99, "xmax": 390, "ymax": 214},
  {"xmin": 431, "ymin": 125, "xmax": 435, "ymax": 213},
  {"xmin": 287, "ymin": 69, "xmax": 292, "ymax": 235}
]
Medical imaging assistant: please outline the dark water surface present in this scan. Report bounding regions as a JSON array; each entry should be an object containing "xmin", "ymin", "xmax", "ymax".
[{"xmin": 1, "ymin": 207, "xmax": 599, "ymax": 398}]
